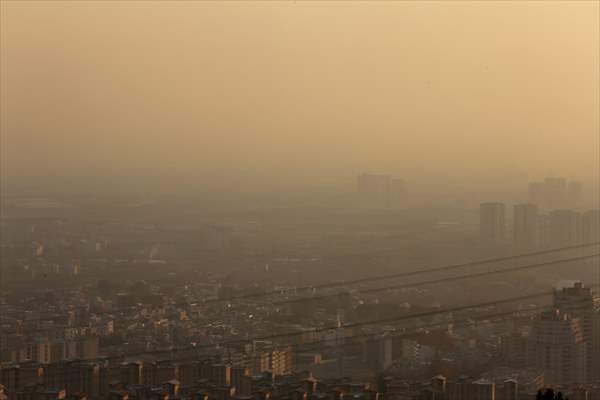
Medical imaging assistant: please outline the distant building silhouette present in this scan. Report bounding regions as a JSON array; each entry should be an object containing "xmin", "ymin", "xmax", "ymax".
[
  {"xmin": 513, "ymin": 203, "xmax": 539, "ymax": 249},
  {"xmin": 582, "ymin": 209, "xmax": 600, "ymax": 244},
  {"xmin": 528, "ymin": 177, "xmax": 582, "ymax": 210},
  {"xmin": 480, "ymin": 202, "xmax": 506, "ymax": 243},
  {"xmin": 356, "ymin": 173, "xmax": 405, "ymax": 208},
  {"xmin": 543, "ymin": 209, "xmax": 581, "ymax": 247}
]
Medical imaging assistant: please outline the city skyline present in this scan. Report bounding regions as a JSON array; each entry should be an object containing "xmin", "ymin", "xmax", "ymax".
[{"xmin": 1, "ymin": 1, "xmax": 599, "ymax": 400}]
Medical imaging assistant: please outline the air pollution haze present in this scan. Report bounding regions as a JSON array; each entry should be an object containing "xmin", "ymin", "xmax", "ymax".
[
  {"xmin": 2, "ymin": 1, "xmax": 600, "ymax": 396},
  {"xmin": 0, "ymin": 1, "xmax": 598, "ymax": 198}
]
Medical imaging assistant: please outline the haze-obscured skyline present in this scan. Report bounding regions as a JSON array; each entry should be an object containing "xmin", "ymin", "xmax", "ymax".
[{"xmin": 1, "ymin": 1, "xmax": 598, "ymax": 195}]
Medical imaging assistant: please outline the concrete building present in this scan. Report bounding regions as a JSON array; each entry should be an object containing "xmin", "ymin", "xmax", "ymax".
[
  {"xmin": 43, "ymin": 361, "xmax": 100, "ymax": 399},
  {"xmin": 513, "ymin": 204, "xmax": 539, "ymax": 249},
  {"xmin": 499, "ymin": 332, "xmax": 530, "ymax": 368},
  {"xmin": 269, "ymin": 347, "xmax": 293, "ymax": 377},
  {"xmin": 544, "ymin": 209, "xmax": 581, "ymax": 247},
  {"xmin": 553, "ymin": 282, "xmax": 600, "ymax": 383},
  {"xmin": 480, "ymin": 203, "xmax": 506, "ymax": 243},
  {"xmin": 446, "ymin": 377, "xmax": 496, "ymax": 400},
  {"xmin": 528, "ymin": 177, "xmax": 582, "ymax": 211},
  {"xmin": 532, "ymin": 309, "xmax": 587, "ymax": 384},
  {"xmin": 470, "ymin": 378, "xmax": 496, "ymax": 400},
  {"xmin": 582, "ymin": 209, "xmax": 600, "ymax": 244},
  {"xmin": 364, "ymin": 336, "xmax": 393, "ymax": 374}
]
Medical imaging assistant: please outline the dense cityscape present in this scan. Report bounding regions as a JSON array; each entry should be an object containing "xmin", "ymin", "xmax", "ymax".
[
  {"xmin": 1, "ymin": 175, "xmax": 599, "ymax": 400},
  {"xmin": 1, "ymin": 1, "xmax": 598, "ymax": 400}
]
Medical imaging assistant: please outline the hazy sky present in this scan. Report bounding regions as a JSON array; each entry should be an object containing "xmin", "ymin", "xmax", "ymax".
[{"xmin": 1, "ymin": 1, "xmax": 598, "ymax": 194}]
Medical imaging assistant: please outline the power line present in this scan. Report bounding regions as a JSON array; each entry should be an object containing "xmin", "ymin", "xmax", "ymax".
[
  {"xmin": 275, "ymin": 253, "xmax": 600, "ymax": 306},
  {"xmin": 6, "ymin": 280, "xmax": 598, "ymax": 370},
  {"xmin": 202, "ymin": 242, "xmax": 600, "ymax": 304},
  {"xmin": 67, "ymin": 281, "xmax": 597, "ymax": 363},
  {"xmin": 9, "ymin": 296, "xmax": 594, "ymax": 371},
  {"xmin": 173, "ymin": 296, "xmax": 599, "ymax": 367},
  {"xmin": 8, "ymin": 250, "xmax": 599, "ymax": 327},
  {"xmin": 201, "ymin": 284, "xmax": 591, "ymax": 349}
]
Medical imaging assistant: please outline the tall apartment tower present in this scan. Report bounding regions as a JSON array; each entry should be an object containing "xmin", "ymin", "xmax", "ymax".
[
  {"xmin": 582, "ymin": 209, "xmax": 600, "ymax": 244},
  {"xmin": 528, "ymin": 177, "xmax": 582, "ymax": 210},
  {"xmin": 553, "ymin": 282, "xmax": 600, "ymax": 383},
  {"xmin": 531, "ymin": 309, "xmax": 587, "ymax": 384},
  {"xmin": 480, "ymin": 202, "xmax": 506, "ymax": 243},
  {"xmin": 544, "ymin": 209, "xmax": 581, "ymax": 247},
  {"xmin": 513, "ymin": 204, "xmax": 539, "ymax": 249}
]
